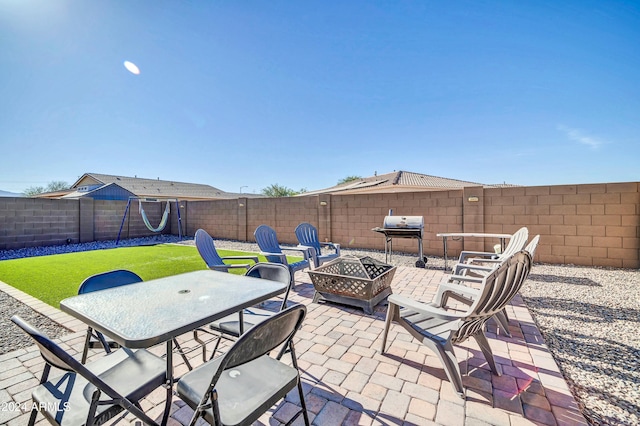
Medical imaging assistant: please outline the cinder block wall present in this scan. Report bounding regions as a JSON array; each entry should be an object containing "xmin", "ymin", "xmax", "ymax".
[
  {"xmin": 481, "ymin": 182, "xmax": 639, "ymax": 268},
  {"xmin": 0, "ymin": 198, "xmax": 79, "ymax": 249},
  {"xmin": 0, "ymin": 181, "xmax": 638, "ymax": 267}
]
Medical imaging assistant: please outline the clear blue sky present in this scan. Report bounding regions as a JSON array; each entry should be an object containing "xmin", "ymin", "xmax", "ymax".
[{"xmin": 1, "ymin": 1, "xmax": 638, "ymax": 194}]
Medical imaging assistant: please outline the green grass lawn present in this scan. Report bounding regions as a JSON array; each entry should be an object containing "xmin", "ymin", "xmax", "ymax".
[{"xmin": 0, "ymin": 244, "xmax": 299, "ymax": 308}]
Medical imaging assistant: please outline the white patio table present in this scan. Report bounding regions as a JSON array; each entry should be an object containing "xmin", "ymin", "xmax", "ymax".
[{"xmin": 60, "ymin": 269, "xmax": 287, "ymax": 425}]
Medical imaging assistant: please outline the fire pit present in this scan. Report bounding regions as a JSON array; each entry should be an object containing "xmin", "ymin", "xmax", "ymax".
[{"xmin": 308, "ymin": 256, "xmax": 396, "ymax": 314}]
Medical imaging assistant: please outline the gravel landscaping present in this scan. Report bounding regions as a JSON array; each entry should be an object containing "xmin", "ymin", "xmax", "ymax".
[{"xmin": 0, "ymin": 237, "xmax": 638, "ymax": 425}]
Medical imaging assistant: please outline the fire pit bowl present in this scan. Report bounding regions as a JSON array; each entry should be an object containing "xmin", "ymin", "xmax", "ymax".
[{"xmin": 308, "ymin": 255, "xmax": 396, "ymax": 314}]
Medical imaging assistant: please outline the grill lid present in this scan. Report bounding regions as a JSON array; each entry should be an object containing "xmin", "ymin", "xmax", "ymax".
[{"xmin": 382, "ymin": 216, "xmax": 424, "ymax": 229}]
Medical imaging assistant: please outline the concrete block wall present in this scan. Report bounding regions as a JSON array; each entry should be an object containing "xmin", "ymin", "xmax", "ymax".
[
  {"xmin": 481, "ymin": 182, "xmax": 639, "ymax": 268},
  {"xmin": 185, "ymin": 199, "xmax": 239, "ymax": 240},
  {"xmin": 0, "ymin": 181, "xmax": 638, "ymax": 268},
  {"xmin": 0, "ymin": 198, "xmax": 79, "ymax": 249}
]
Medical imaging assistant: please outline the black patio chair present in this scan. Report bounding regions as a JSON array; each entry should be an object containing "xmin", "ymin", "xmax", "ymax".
[
  {"xmin": 78, "ymin": 269, "xmax": 143, "ymax": 363},
  {"xmin": 194, "ymin": 262, "xmax": 292, "ymax": 360},
  {"xmin": 176, "ymin": 304, "xmax": 309, "ymax": 426},
  {"xmin": 11, "ymin": 315, "xmax": 166, "ymax": 426}
]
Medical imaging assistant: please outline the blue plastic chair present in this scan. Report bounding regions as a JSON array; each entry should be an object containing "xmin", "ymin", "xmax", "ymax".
[
  {"xmin": 195, "ymin": 229, "xmax": 258, "ymax": 271},
  {"xmin": 294, "ymin": 222, "xmax": 341, "ymax": 268},
  {"xmin": 254, "ymin": 225, "xmax": 311, "ymax": 288},
  {"xmin": 78, "ymin": 270, "xmax": 142, "ymax": 363}
]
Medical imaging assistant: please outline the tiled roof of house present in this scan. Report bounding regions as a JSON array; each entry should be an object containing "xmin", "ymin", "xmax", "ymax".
[
  {"xmin": 67, "ymin": 173, "xmax": 262, "ymax": 200},
  {"xmin": 302, "ymin": 171, "xmax": 492, "ymax": 195}
]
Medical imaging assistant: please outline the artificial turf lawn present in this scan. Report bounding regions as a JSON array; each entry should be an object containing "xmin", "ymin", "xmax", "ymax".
[{"xmin": 0, "ymin": 244, "xmax": 298, "ymax": 309}]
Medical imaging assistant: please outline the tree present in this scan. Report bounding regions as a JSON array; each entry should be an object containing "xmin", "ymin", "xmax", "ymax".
[
  {"xmin": 261, "ymin": 183, "xmax": 306, "ymax": 197},
  {"xmin": 337, "ymin": 175, "xmax": 362, "ymax": 185},
  {"xmin": 24, "ymin": 181, "xmax": 70, "ymax": 196}
]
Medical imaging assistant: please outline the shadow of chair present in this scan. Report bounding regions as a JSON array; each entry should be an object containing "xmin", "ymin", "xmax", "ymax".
[
  {"xmin": 176, "ymin": 305, "xmax": 310, "ymax": 426},
  {"xmin": 195, "ymin": 229, "xmax": 259, "ymax": 272},
  {"xmin": 294, "ymin": 222, "xmax": 341, "ymax": 268},
  {"xmin": 12, "ymin": 315, "xmax": 166, "ymax": 426},
  {"xmin": 380, "ymin": 250, "xmax": 532, "ymax": 398}
]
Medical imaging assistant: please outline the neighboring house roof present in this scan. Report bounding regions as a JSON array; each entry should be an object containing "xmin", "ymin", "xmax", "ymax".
[
  {"xmin": 36, "ymin": 173, "xmax": 263, "ymax": 200},
  {"xmin": 301, "ymin": 171, "xmax": 495, "ymax": 196}
]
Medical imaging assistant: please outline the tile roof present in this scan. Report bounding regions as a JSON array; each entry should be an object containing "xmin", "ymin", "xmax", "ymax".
[
  {"xmin": 68, "ymin": 173, "xmax": 262, "ymax": 200},
  {"xmin": 302, "ymin": 170, "xmax": 491, "ymax": 195}
]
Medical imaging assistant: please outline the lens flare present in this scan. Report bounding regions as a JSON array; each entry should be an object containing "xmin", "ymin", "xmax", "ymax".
[{"xmin": 123, "ymin": 60, "xmax": 140, "ymax": 75}]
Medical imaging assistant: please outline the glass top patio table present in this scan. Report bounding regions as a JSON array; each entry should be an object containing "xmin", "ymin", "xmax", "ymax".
[
  {"xmin": 60, "ymin": 269, "xmax": 288, "ymax": 425},
  {"xmin": 60, "ymin": 269, "xmax": 288, "ymax": 349}
]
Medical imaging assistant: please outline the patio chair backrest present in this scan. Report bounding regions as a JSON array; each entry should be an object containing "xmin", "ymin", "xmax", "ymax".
[
  {"xmin": 246, "ymin": 262, "xmax": 291, "ymax": 285},
  {"xmin": 246, "ymin": 263, "xmax": 292, "ymax": 310},
  {"xmin": 78, "ymin": 269, "xmax": 142, "ymax": 294},
  {"xmin": 295, "ymin": 222, "xmax": 322, "ymax": 255},
  {"xmin": 200, "ymin": 305, "xmax": 306, "ymax": 399},
  {"xmin": 524, "ymin": 235, "xmax": 540, "ymax": 260},
  {"xmin": 498, "ymin": 227, "xmax": 529, "ymax": 259},
  {"xmin": 453, "ymin": 250, "xmax": 532, "ymax": 343},
  {"xmin": 195, "ymin": 228, "xmax": 225, "ymax": 268},
  {"xmin": 11, "ymin": 315, "xmax": 125, "ymax": 400},
  {"xmin": 254, "ymin": 225, "xmax": 284, "ymax": 263},
  {"xmin": 225, "ymin": 304, "xmax": 306, "ymax": 370}
]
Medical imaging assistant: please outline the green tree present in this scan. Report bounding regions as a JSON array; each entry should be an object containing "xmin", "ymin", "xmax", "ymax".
[
  {"xmin": 24, "ymin": 181, "xmax": 70, "ymax": 196},
  {"xmin": 337, "ymin": 175, "xmax": 362, "ymax": 185},
  {"xmin": 261, "ymin": 183, "xmax": 306, "ymax": 197}
]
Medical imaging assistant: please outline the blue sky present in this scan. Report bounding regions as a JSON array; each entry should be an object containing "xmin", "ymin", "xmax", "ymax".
[{"xmin": 1, "ymin": 1, "xmax": 638, "ymax": 194}]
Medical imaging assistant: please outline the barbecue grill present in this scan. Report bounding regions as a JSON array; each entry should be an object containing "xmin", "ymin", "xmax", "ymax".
[{"xmin": 372, "ymin": 215, "xmax": 427, "ymax": 268}]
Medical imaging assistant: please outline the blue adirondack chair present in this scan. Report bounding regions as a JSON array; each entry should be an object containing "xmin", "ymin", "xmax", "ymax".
[
  {"xmin": 295, "ymin": 222, "xmax": 340, "ymax": 268},
  {"xmin": 195, "ymin": 229, "xmax": 259, "ymax": 272},
  {"xmin": 254, "ymin": 225, "xmax": 311, "ymax": 288}
]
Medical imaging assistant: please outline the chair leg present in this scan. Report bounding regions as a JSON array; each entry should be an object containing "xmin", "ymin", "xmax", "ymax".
[
  {"xmin": 472, "ymin": 332, "xmax": 500, "ymax": 375},
  {"xmin": 493, "ymin": 310, "xmax": 512, "ymax": 337},
  {"xmin": 434, "ymin": 340, "xmax": 465, "ymax": 398},
  {"xmin": 28, "ymin": 364, "xmax": 52, "ymax": 426},
  {"xmin": 82, "ymin": 328, "xmax": 93, "ymax": 364},
  {"xmin": 380, "ymin": 301, "xmax": 397, "ymax": 353}
]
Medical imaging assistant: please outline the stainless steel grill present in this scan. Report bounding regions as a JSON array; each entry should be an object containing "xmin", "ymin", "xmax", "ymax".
[{"xmin": 372, "ymin": 215, "xmax": 427, "ymax": 268}]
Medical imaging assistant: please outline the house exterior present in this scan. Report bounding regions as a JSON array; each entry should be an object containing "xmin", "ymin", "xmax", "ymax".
[
  {"xmin": 33, "ymin": 173, "xmax": 262, "ymax": 201},
  {"xmin": 300, "ymin": 170, "xmax": 513, "ymax": 196}
]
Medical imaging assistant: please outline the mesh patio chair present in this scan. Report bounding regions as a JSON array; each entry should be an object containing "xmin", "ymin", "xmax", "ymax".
[
  {"xmin": 177, "ymin": 305, "xmax": 310, "ymax": 426},
  {"xmin": 380, "ymin": 250, "xmax": 532, "ymax": 397},
  {"xmin": 195, "ymin": 229, "xmax": 259, "ymax": 272},
  {"xmin": 194, "ymin": 263, "xmax": 292, "ymax": 360},
  {"xmin": 254, "ymin": 224, "xmax": 311, "ymax": 288},
  {"xmin": 78, "ymin": 269, "xmax": 143, "ymax": 364},
  {"xmin": 11, "ymin": 315, "xmax": 166, "ymax": 426},
  {"xmin": 294, "ymin": 222, "xmax": 341, "ymax": 268}
]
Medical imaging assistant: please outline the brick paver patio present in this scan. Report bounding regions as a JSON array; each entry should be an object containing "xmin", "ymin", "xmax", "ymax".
[{"xmin": 0, "ymin": 266, "xmax": 588, "ymax": 425}]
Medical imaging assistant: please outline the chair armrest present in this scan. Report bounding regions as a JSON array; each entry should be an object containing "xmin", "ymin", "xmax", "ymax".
[
  {"xmin": 452, "ymin": 263, "xmax": 495, "ymax": 276},
  {"xmin": 259, "ymin": 252, "xmax": 288, "ymax": 263},
  {"xmin": 467, "ymin": 258, "xmax": 502, "ymax": 264},
  {"xmin": 280, "ymin": 246, "xmax": 311, "ymax": 260},
  {"xmin": 458, "ymin": 250, "xmax": 496, "ymax": 263},
  {"xmin": 221, "ymin": 255, "xmax": 259, "ymax": 263},
  {"xmin": 438, "ymin": 281, "xmax": 481, "ymax": 298},
  {"xmin": 388, "ymin": 294, "xmax": 466, "ymax": 321},
  {"xmin": 320, "ymin": 242, "xmax": 340, "ymax": 253}
]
